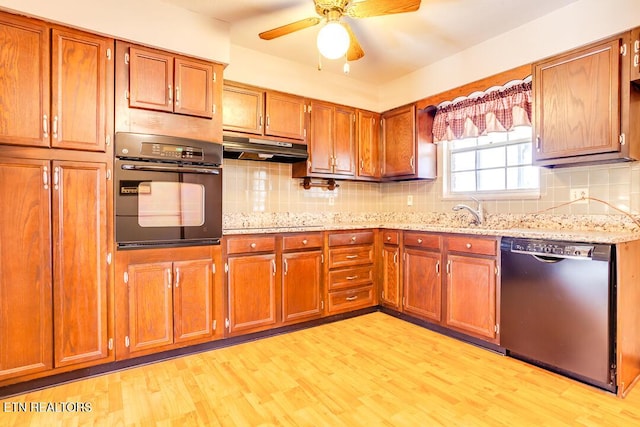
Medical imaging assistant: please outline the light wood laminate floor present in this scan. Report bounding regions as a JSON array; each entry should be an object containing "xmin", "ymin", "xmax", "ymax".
[{"xmin": 2, "ymin": 312, "xmax": 640, "ymax": 426}]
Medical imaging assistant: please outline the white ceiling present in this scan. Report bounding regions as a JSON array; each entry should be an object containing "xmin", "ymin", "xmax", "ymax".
[{"xmin": 161, "ymin": 0, "xmax": 579, "ymax": 84}]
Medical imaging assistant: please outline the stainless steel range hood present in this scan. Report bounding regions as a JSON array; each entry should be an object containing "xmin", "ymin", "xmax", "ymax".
[{"xmin": 222, "ymin": 134, "xmax": 308, "ymax": 163}]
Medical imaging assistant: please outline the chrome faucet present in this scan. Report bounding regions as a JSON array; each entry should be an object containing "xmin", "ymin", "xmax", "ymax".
[{"xmin": 452, "ymin": 197, "xmax": 484, "ymax": 225}]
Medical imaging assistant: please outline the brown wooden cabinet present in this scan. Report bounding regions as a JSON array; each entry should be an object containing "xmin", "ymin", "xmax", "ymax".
[
  {"xmin": 381, "ymin": 104, "xmax": 436, "ymax": 180},
  {"xmin": 380, "ymin": 230, "xmax": 401, "ymax": 309},
  {"xmin": 0, "ymin": 158, "xmax": 112, "ymax": 383},
  {"xmin": 222, "ymin": 83, "xmax": 306, "ymax": 141},
  {"xmin": 533, "ymin": 36, "xmax": 630, "ymax": 166},
  {"xmin": 115, "ymin": 40, "xmax": 223, "ymax": 142},
  {"xmin": 326, "ymin": 230, "xmax": 376, "ymax": 314},
  {"xmin": 293, "ymin": 100, "xmax": 355, "ymax": 178},
  {"xmin": 281, "ymin": 233, "xmax": 324, "ymax": 324},
  {"xmin": 226, "ymin": 236, "xmax": 278, "ymax": 335},
  {"xmin": 0, "ymin": 12, "xmax": 113, "ymax": 152},
  {"xmin": 402, "ymin": 232, "xmax": 442, "ymax": 322},
  {"xmin": 356, "ymin": 110, "xmax": 381, "ymax": 180},
  {"xmin": 632, "ymin": 28, "xmax": 640, "ymax": 82},
  {"xmin": 444, "ymin": 236, "xmax": 499, "ymax": 343},
  {"xmin": 115, "ymin": 246, "xmax": 222, "ymax": 359}
]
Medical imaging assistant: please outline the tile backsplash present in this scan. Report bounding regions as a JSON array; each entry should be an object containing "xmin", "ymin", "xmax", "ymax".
[{"xmin": 222, "ymin": 152, "xmax": 640, "ymax": 217}]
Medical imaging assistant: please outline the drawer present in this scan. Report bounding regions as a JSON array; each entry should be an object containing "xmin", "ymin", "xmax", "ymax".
[
  {"xmin": 328, "ymin": 230, "xmax": 374, "ymax": 247},
  {"xmin": 404, "ymin": 232, "xmax": 440, "ymax": 250},
  {"xmin": 328, "ymin": 245, "xmax": 374, "ymax": 268},
  {"xmin": 328, "ymin": 265, "xmax": 374, "ymax": 290},
  {"xmin": 327, "ymin": 285, "xmax": 375, "ymax": 314},
  {"xmin": 382, "ymin": 230, "xmax": 400, "ymax": 245},
  {"xmin": 226, "ymin": 235, "xmax": 276, "ymax": 255},
  {"xmin": 447, "ymin": 236, "xmax": 497, "ymax": 256},
  {"xmin": 282, "ymin": 233, "xmax": 323, "ymax": 251}
]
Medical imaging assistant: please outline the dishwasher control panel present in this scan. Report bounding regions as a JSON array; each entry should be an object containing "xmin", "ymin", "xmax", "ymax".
[{"xmin": 508, "ymin": 239, "xmax": 595, "ymax": 258}]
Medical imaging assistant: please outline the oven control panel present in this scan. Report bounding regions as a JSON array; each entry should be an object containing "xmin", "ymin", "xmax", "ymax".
[{"xmin": 140, "ymin": 142, "xmax": 204, "ymax": 160}]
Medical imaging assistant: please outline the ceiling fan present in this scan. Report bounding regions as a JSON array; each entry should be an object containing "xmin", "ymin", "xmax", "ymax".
[{"xmin": 259, "ymin": 0, "xmax": 422, "ymax": 62}]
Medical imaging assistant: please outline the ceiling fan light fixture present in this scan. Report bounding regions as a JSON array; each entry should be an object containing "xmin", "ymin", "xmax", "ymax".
[{"xmin": 316, "ymin": 21, "xmax": 350, "ymax": 60}]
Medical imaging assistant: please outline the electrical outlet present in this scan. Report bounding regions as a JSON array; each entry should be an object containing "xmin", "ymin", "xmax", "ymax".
[
  {"xmin": 328, "ymin": 196, "xmax": 335, "ymax": 206},
  {"xmin": 570, "ymin": 188, "xmax": 589, "ymax": 204},
  {"xmin": 407, "ymin": 195, "xmax": 413, "ymax": 206}
]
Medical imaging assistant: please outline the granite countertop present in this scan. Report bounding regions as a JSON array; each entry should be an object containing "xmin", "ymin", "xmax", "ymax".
[{"xmin": 222, "ymin": 212, "xmax": 640, "ymax": 244}]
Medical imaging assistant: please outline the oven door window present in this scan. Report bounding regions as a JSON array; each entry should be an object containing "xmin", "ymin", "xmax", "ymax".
[{"xmin": 137, "ymin": 181, "xmax": 205, "ymax": 227}]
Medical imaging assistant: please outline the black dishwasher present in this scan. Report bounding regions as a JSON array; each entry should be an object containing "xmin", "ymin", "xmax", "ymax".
[{"xmin": 500, "ymin": 237, "xmax": 616, "ymax": 392}]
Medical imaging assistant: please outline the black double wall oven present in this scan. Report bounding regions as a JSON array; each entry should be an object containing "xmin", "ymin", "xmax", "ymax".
[{"xmin": 115, "ymin": 132, "xmax": 223, "ymax": 249}]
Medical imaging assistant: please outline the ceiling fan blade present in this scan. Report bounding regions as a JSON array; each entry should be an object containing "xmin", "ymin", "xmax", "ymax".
[
  {"xmin": 344, "ymin": 23, "xmax": 365, "ymax": 61},
  {"xmin": 259, "ymin": 17, "xmax": 321, "ymax": 40},
  {"xmin": 346, "ymin": 0, "xmax": 421, "ymax": 19}
]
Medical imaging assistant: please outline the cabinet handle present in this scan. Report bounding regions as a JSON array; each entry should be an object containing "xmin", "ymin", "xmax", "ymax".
[
  {"xmin": 466, "ymin": 243, "xmax": 472, "ymax": 249},
  {"xmin": 52, "ymin": 116, "xmax": 59, "ymax": 140},
  {"xmin": 351, "ymin": 236, "xmax": 357, "ymax": 242},
  {"xmin": 43, "ymin": 114, "xmax": 49, "ymax": 138},
  {"xmin": 346, "ymin": 275, "xmax": 358, "ymax": 280},
  {"xmin": 302, "ymin": 239, "xmax": 308, "ymax": 245},
  {"xmin": 42, "ymin": 166, "xmax": 49, "ymax": 190},
  {"xmin": 635, "ymin": 54, "xmax": 639, "ymax": 68},
  {"xmin": 168, "ymin": 85, "xmax": 173, "ymax": 104},
  {"xmin": 175, "ymin": 86, "xmax": 180, "ymax": 105},
  {"xmin": 259, "ymin": 115, "xmax": 263, "ymax": 128},
  {"xmin": 621, "ymin": 43, "xmax": 628, "ymax": 56},
  {"xmin": 250, "ymin": 242, "xmax": 257, "ymax": 249},
  {"xmin": 167, "ymin": 268, "xmax": 172, "ymax": 288},
  {"xmin": 266, "ymin": 115, "xmax": 270, "ymax": 128},
  {"xmin": 386, "ymin": 236, "xmax": 392, "ymax": 241},
  {"xmin": 393, "ymin": 252, "xmax": 398, "ymax": 264},
  {"xmin": 635, "ymin": 40, "xmax": 640, "ymax": 53},
  {"xmin": 271, "ymin": 259, "xmax": 276, "ymax": 276},
  {"xmin": 53, "ymin": 167, "xmax": 60, "ymax": 190},
  {"xmin": 345, "ymin": 295, "xmax": 358, "ymax": 301},
  {"xmin": 284, "ymin": 259, "xmax": 288, "ymax": 275},
  {"xmin": 175, "ymin": 268, "xmax": 180, "ymax": 287},
  {"xmin": 417, "ymin": 238, "xmax": 423, "ymax": 244},
  {"xmin": 346, "ymin": 255, "xmax": 358, "ymax": 259},
  {"xmin": 436, "ymin": 261, "xmax": 440, "ymax": 274},
  {"xmin": 410, "ymin": 156, "xmax": 415, "ymax": 168},
  {"xmin": 446, "ymin": 260, "xmax": 451, "ymax": 275},
  {"xmin": 536, "ymin": 135, "xmax": 541, "ymax": 151}
]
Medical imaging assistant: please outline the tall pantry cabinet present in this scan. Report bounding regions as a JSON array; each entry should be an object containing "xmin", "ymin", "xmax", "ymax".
[{"xmin": 0, "ymin": 11, "xmax": 114, "ymax": 384}]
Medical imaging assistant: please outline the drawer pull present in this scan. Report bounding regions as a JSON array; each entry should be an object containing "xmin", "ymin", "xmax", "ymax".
[
  {"xmin": 466, "ymin": 243, "xmax": 472, "ymax": 249},
  {"xmin": 250, "ymin": 242, "xmax": 257, "ymax": 249},
  {"xmin": 345, "ymin": 255, "xmax": 358, "ymax": 259},
  {"xmin": 417, "ymin": 238, "xmax": 423, "ymax": 244},
  {"xmin": 302, "ymin": 239, "xmax": 308, "ymax": 245},
  {"xmin": 346, "ymin": 275, "xmax": 358, "ymax": 280},
  {"xmin": 345, "ymin": 295, "xmax": 358, "ymax": 301},
  {"xmin": 351, "ymin": 236, "xmax": 357, "ymax": 242},
  {"xmin": 386, "ymin": 236, "xmax": 392, "ymax": 241}
]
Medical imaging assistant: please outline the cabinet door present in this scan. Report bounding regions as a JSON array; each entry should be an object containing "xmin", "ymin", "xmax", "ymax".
[
  {"xmin": 51, "ymin": 28, "xmax": 110, "ymax": 151},
  {"xmin": 381, "ymin": 104, "xmax": 416, "ymax": 177},
  {"xmin": 333, "ymin": 105, "xmax": 356, "ymax": 176},
  {"xmin": 357, "ymin": 110, "xmax": 380, "ymax": 179},
  {"xmin": 403, "ymin": 248, "xmax": 441, "ymax": 322},
  {"xmin": 381, "ymin": 245, "xmax": 401, "ymax": 309},
  {"xmin": 228, "ymin": 254, "xmax": 277, "ymax": 334},
  {"xmin": 282, "ymin": 251, "xmax": 323, "ymax": 323},
  {"xmin": 0, "ymin": 159, "xmax": 52, "ymax": 380},
  {"xmin": 126, "ymin": 262, "xmax": 174, "ymax": 353},
  {"xmin": 534, "ymin": 38, "xmax": 621, "ymax": 161},
  {"xmin": 174, "ymin": 57, "xmax": 213, "ymax": 118},
  {"xmin": 52, "ymin": 161, "xmax": 109, "ymax": 367},
  {"xmin": 223, "ymin": 85, "xmax": 264, "ymax": 134},
  {"xmin": 0, "ymin": 13, "xmax": 50, "ymax": 147},
  {"xmin": 308, "ymin": 100, "xmax": 334, "ymax": 174},
  {"xmin": 128, "ymin": 46, "xmax": 174, "ymax": 113},
  {"xmin": 173, "ymin": 258, "xmax": 213, "ymax": 343},
  {"xmin": 445, "ymin": 254, "xmax": 497, "ymax": 340},
  {"xmin": 632, "ymin": 28, "xmax": 640, "ymax": 82},
  {"xmin": 265, "ymin": 91, "xmax": 306, "ymax": 140}
]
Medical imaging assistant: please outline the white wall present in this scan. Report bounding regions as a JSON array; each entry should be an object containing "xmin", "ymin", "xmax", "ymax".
[
  {"xmin": 379, "ymin": 0, "xmax": 640, "ymax": 111},
  {"xmin": 0, "ymin": 0, "xmax": 230, "ymax": 64}
]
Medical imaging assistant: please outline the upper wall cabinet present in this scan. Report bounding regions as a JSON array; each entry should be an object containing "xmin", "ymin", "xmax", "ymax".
[
  {"xmin": 0, "ymin": 12, "xmax": 113, "ymax": 152},
  {"xmin": 115, "ymin": 41, "xmax": 224, "ymax": 142},
  {"xmin": 380, "ymin": 104, "xmax": 436, "ymax": 180},
  {"xmin": 534, "ymin": 34, "xmax": 640, "ymax": 166},
  {"xmin": 222, "ymin": 83, "xmax": 306, "ymax": 141},
  {"xmin": 356, "ymin": 110, "xmax": 381, "ymax": 180},
  {"xmin": 630, "ymin": 28, "xmax": 640, "ymax": 82}
]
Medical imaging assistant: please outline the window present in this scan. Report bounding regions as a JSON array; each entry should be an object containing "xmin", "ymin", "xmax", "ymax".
[{"xmin": 443, "ymin": 127, "xmax": 539, "ymax": 198}]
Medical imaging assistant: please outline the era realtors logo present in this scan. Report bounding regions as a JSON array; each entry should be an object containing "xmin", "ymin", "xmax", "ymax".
[{"xmin": 3, "ymin": 401, "xmax": 92, "ymax": 413}]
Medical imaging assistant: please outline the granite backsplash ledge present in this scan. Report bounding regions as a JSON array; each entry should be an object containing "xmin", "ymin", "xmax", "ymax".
[{"xmin": 224, "ymin": 212, "xmax": 640, "ymax": 233}]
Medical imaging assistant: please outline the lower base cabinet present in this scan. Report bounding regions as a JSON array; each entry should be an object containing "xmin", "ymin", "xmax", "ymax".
[
  {"xmin": 402, "ymin": 233, "xmax": 442, "ymax": 322},
  {"xmin": 115, "ymin": 245, "xmax": 224, "ymax": 360}
]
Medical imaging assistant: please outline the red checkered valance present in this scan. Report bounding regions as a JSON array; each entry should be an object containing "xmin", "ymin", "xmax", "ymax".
[{"xmin": 432, "ymin": 80, "xmax": 532, "ymax": 142}]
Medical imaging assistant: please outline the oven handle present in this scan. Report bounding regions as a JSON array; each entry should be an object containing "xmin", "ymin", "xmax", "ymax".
[{"xmin": 121, "ymin": 164, "xmax": 221, "ymax": 174}]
